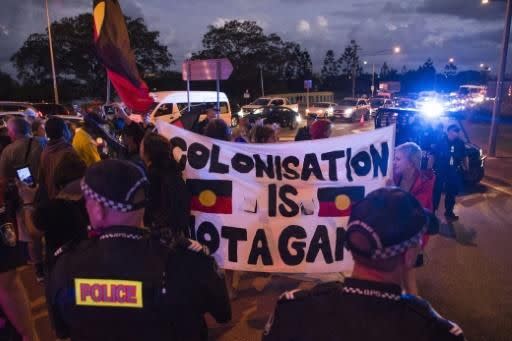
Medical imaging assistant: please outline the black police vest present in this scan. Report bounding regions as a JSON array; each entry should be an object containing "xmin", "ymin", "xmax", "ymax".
[
  {"xmin": 263, "ymin": 278, "xmax": 464, "ymax": 341},
  {"xmin": 48, "ymin": 226, "xmax": 176, "ymax": 341}
]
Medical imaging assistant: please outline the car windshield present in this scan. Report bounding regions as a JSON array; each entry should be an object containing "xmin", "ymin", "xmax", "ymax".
[
  {"xmin": 252, "ymin": 99, "xmax": 270, "ymax": 105},
  {"xmin": 370, "ymin": 99, "xmax": 384, "ymax": 106},
  {"xmin": 340, "ymin": 100, "xmax": 357, "ymax": 106},
  {"xmin": 398, "ymin": 100, "xmax": 414, "ymax": 107},
  {"xmin": 312, "ymin": 103, "xmax": 330, "ymax": 108}
]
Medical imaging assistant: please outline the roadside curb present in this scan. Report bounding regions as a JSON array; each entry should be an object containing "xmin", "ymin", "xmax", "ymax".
[{"xmin": 482, "ymin": 175, "xmax": 512, "ymax": 189}]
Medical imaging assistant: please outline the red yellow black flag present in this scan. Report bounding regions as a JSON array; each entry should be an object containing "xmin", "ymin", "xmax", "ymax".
[
  {"xmin": 188, "ymin": 179, "xmax": 233, "ymax": 214},
  {"xmin": 317, "ymin": 186, "xmax": 365, "ymax": 217},
  {"xmin": 92, "ymin": 0, "xmax": 154, "ymax": 113}
]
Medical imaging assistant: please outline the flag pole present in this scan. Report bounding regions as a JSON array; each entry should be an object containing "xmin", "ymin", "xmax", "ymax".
[
  {"xmin": 187, "ymin": 62, "xmax": 191, "ymax": 112},
  {"xmin": 106, "ymin": 73, "xmax": 111, "ymax": 104},
  {"xmin": 216, "ymin": 60, "xmax": 220, "ymax": 118},
  {"xmin": 45, "ymin": 0, "xmax": 59, "ymax": 104}
]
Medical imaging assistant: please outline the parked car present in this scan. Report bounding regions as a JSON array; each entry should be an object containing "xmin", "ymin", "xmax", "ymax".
[
  {"xmin": 0, "ymin": 101, "xmax": 82, "ymax": 127},
  {"xmin": 240, "ymin": 97, "xmax": 299, "ymax": 116},
  {"xmin": 333, "ymin": 98, "xmax": 370, "ymax": 122},
  {"xmin": 374, "ymin": 107, "xmax": 485, "ymax": 185},
  {"xmin": 148, "ymin": 91, "xmax": 234, "ymax": 127},
  {"xmin": 394, "ymin": 97, "xmax": 417, "ymax": 109},
  {"xmin": 306, "ymin": 102, "xmax": 337, "ymax": 118},
  {"xmin": 241, "ymin": 106, "xmax": 300, "ymax": 130},
  {"xmin": 32, "ymin": 103, "xmax": 72, "ymax": 117},
  {"xmin": 0, "ymin": 101, "xmax": 39, "ymax": 126},
  {"xmin": 369, "ymin": 97, "xmax": 393, "ymax": 117}
]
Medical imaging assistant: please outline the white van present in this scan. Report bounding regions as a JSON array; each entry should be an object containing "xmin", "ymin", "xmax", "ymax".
[{"xmin": 149, "ymin": 91, "xmax": 232, "ymax": 126}]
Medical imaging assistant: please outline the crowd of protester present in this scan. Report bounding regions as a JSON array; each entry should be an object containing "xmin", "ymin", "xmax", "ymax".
[{"xmin": 0, "ymin": 105, "xmax": 467, "ymax": 340}]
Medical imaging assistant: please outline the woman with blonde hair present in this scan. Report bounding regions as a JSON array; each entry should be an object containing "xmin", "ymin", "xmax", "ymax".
[{"xmin": 388, "ymin": 142, "xmax": 435, "ymax": 295}]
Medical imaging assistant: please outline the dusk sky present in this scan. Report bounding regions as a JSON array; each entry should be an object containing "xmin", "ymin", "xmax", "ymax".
[{"xmin": 0, "ymin": 0, "xmax": 505, "ymax": 78}]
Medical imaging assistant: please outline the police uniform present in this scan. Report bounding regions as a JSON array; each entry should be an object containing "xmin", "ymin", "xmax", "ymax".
[
  {"xmin": 47, "ymin": 160, "xmax": 231, "ymax": 341},
  {"xmin": 263, "ymin": 279, "xmax": 463, "ymax": 341},
  {"xmin": 433, "ymin": 132, "xmax": 466, "ymax": 217},
  {"xmin": 263, "ymin": 188, "xmax": 465, "ymax": 341}
]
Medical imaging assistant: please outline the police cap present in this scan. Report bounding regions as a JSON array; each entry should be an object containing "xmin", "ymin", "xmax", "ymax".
[
  {"xmin": 81, "ymin": 159, "xmax": 149, "ymax": 212},
  {"xmin": 346, "ymin": 187, "xmax": 435, "ymax": 260}
]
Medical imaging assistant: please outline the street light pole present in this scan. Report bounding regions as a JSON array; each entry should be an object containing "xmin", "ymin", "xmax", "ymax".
[
  {"xmin": 488, "ymin": 0, "xmax": 511, "ymax": 157},
  {"xmin": 45, "ymin": 0, "xmax": 59, "ymax": 104},
  {"xmin": 372, "ymin": 63, "xmax": 375, "ymax": 97},
  {"xmin": 361, "ymin": 46, "xmax": 401, "ymax": 97}
]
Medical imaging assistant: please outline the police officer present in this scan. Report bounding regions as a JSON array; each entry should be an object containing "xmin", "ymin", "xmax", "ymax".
[
  {"xmin": 263, "ymin": 187, "xmax": 464, "ymax": 341},
  {"xmin": 47, "ymin": 159, "xmax": 231, "ymax": 341},
  {"xmin": 432, "ymin": 124, "xmax": 467, "ymax": 221}
]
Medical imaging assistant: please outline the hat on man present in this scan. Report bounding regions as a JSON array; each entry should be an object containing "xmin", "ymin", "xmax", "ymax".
[
  {"xmin": 81, "ymin": 159, "xmax": 148, "ymax": 212},
  {"xmin": 346, "ymin": 187, "xmax": 435, "ymax": 260}
]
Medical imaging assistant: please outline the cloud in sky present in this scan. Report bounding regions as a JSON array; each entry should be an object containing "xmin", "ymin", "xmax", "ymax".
[
  {"xmin": 296, "ymin": 19, "xmax": 311, "ymax": 34},
  {"xmin": 316, "ymin": 16, "xmax": 328, "ymax": 29},
  {"xmin": 0, "ymin": 0, "xmax": 505, "ymax": 76}
]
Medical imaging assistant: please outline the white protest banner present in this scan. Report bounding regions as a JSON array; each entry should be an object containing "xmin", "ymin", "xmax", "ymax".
[{"xmin": 157, "ymin": 121, "xmax": 395, "ymax": 273}]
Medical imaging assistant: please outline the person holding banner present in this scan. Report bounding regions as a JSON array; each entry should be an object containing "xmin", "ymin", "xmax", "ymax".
[
  {"xmin": 140, "ymin": 133, "xmax": 191, "ymax": 241},
  {"xmin": 263, "ymin": 188, "xmax": 463, "ymax": 341},
  {"xmin": 249, "ymin": 124, "xmax": 278, "ymax": 143},
  {"xmin": 194, "ymin": 108, "xmax": 217, "ymax": 135},
  {"xmin": 294, "ymin": 114, "xmax": 316, "ymax": 141},
  {"xmin": 204, "ymin": 119, "xmax": 231, "ymax": 142},
  {"xmin": 309, "ymin": 119, "xmax": 332, "ymax": 140},
  {"xmin": 231, "ymin": 117, "xmax": 250, "ymax": 143},
  {"xmin": 389, "ymin": 142, "xmax": 436, "ymax": 295}
]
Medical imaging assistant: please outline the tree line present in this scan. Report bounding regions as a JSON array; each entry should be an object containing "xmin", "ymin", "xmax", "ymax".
[{"xmin": 0, "ymin": 15, "xmax": 491, "ymax": 104}]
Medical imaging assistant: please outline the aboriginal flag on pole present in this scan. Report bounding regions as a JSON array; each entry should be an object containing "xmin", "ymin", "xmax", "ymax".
[
  {"xmin": 188, "ymin": 179, "xmax": 233, "ymax": 214},
  {"xmin": 317, "ymin": 186, "xmax": 365, "ymax": 217},
  {"xmin": 92, "ymin": 0, "xmax": 154, "ymax": 113}
]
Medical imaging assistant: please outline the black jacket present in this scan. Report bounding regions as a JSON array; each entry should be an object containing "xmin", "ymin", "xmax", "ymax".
[
  {"xmin": 144, "ymin": 164, "xmax": 191, "ymax": 239},
  {"xmin": 33, "ymin": 180, "xmax": 89, "ymax": 272},
  {"xmin": 48, "ymin": 225, "xmax": 231, "ymax": 341},
  {"xmin": 263, "ymin": 278, "xmax": 464, "ymax": 341},
  {"xmin": 294, "ymin": 126, "xmax": 311, "ymax": 141}
]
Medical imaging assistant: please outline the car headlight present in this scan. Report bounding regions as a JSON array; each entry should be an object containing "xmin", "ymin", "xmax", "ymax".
[
  {"xmin": 473, "ymin": 96, "xmax": 484, "ymax": 103},
  {"xmin": 327, "ymin": 108, "xmax": 334, "ymax": 114},
  {"xmin": 345, "ymin": 108, "xmax": 354, "ymax": 115},
  {"xmin": 238, "ymin": 110, "xmax": 244, "ymax": 117},
  {"xmin": 296, "ymin": 115, "xmax": 302, "ymax": 123},
  {"xmin": 305, "ymin": 109, "xmax": 310, "ymax": 113}
]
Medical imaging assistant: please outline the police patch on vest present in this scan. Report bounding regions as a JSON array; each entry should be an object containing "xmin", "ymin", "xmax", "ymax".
[{"xmin": 75, "ymin": 278, "xmax": 143, "ymax": 308}]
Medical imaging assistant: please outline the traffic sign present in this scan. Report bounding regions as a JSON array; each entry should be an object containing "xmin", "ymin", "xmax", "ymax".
[
  {"xmin": 182, "ymin": 58, "xmax": 233, "ymax": 81},
  {"xmin": 304, "ymin": 80, "xmax": 313, "ymax": 89},
  {"xmin": 243, "ymin": 90, "xmax": 250, "ymax": 99}
]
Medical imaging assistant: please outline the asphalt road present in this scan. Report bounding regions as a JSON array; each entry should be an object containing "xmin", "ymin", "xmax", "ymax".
[{"xmin": 19, "ymin": 118, "xmax": 512, "ymax": 341}]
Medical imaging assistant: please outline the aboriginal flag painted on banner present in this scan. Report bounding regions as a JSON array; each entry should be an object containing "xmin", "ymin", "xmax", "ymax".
[
  {"xmin": 92, "ymin": 0, "xmax": 154, "ymax": 113},
  {"xmin": 188, "ymin": 179, "xmax": 233, "ymax": 214},
  {"xmin": 317, "ymin": 186, "xmax": 365, "ymax": 217}
]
